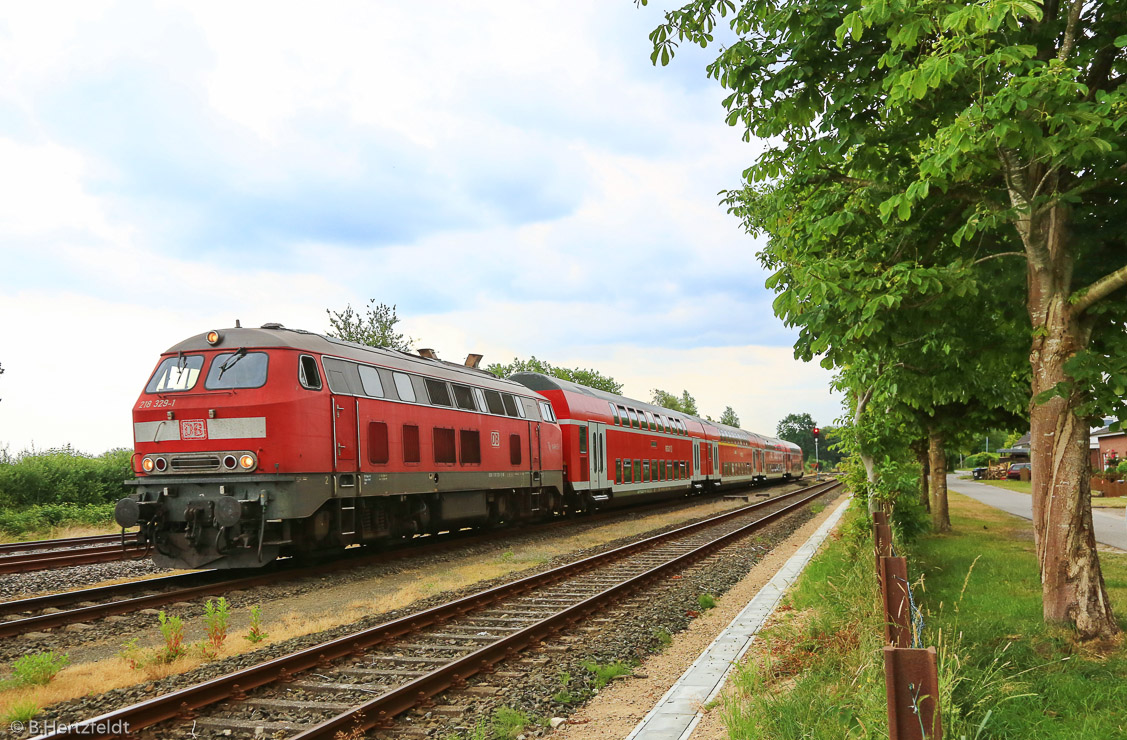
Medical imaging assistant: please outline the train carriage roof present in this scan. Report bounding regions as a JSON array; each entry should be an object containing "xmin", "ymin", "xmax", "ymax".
[{"xmin": 510, "ymin": 372, "xmax": 800, "ymax": 451}]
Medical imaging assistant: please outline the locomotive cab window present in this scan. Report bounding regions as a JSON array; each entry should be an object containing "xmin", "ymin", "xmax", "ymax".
[
  {"xmin": 357, "ymin": 365, "xmax": 384, "ymax": 397},
  {"xmin": 205, "ymin": 351, "xmax": 268, "ymax": 390},
  {"xmin": 501, "ymin": 393, "xmax": 520, "ymax": 417},
  {"xmin": 538, "ymin": 401, "xmax": 556, "ymax": 422},
  {"xmin": 298, "ymin": 355, "xmax": 322, "ymax": 391},
  {"xmin": 425, "ymin": 378, "xmax": 452, "ymax": 407},
  {"xmin": 146, "ymin": 355, "xmax": 204, "ymax": 393},
  {"xmin": 393, "ymin": 372, "xmax": 416, "ymax": 402}
]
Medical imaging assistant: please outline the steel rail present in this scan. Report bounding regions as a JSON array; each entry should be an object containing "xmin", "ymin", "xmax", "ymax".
[
  {"xmin": 0, "ymin": 544, "xmax": 150, "ymax": 575},
  {"xmin": 0, "ymin": 533, "xmax": 139, "ymax": 554},
  {"xmin": 35, "ymin": 479, "xmax": 839, "ymax": 740},
  {"xmin": 298, "ymin": 480, "xmax": 841, "ymax": 740},
  {"xmin": 1, "ymin": 479, "xmax": 817, "ymax": 636}
]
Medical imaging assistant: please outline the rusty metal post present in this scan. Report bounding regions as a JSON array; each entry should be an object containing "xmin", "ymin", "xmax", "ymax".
[
  {"xmin": 879, "ymin": 556, "xmax": 911, "ymax": 647},
  {"xmin": 884, "ymin": 646, "xmax": 942, "ymax": 740},
  {"xmin": 873, "ymin": 510, "xmax": 889, "ymax": 526},
  {"xmin": 874, "ymin": 523, "xmax": 893, "ymax": 576}
]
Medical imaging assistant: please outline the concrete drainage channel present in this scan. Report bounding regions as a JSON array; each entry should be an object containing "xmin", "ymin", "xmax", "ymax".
[{"xmin": 29, "ymin": 480, "xmax": 840, "ymax": 740}]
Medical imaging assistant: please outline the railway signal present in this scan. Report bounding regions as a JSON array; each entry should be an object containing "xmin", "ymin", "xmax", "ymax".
[{"xmin": 813, "ymin": 427, "xmax": 820, "ymax": 479}]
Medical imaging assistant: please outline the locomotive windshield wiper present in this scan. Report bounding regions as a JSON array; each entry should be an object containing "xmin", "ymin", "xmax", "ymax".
[{"xmin": 217, "ymin": 347, "xmax": 248, "ymax": 380}]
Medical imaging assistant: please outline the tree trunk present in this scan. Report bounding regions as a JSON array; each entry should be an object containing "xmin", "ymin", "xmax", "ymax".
[
  {"xmin": 927, "ymin": 428, "xmax": 950, "ymax": 532},
  {"xmin": 1027, "ymin": 255, "xmax": 1118, "ymax": 638},
  {"xmin": 917, "ymin": 446, "xmax": 930, "ymax": 512}
]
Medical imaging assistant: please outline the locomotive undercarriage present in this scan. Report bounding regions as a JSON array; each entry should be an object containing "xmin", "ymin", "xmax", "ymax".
[{"xmin": 116, "ymin": 472, "xmax": 567, "ymax": 570}]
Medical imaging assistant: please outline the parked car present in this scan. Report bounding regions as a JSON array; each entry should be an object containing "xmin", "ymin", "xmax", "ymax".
[{"xmin": 1007, "ymin": 463, "xmax": 1031, "ymax": 480}]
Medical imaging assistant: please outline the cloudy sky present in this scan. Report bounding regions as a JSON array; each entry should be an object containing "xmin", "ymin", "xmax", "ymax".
[{"xmin": 0, "ymin": 1, "xmax": 840, "ymax": 455}]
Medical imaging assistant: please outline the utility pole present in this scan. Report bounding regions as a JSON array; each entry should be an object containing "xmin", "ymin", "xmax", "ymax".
[{"xmin": 813, "ymin": 426, "xmax": 820, "ymax": 480}]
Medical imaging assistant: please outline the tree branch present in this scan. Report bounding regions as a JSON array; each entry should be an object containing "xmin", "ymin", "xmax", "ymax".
[
  {"xmin": 973, "ymin": 251, "xmax": 1027, "ymax": 265},
  {"xmin": 1057, "ymin": 0, "xmax": 1085, "ymax": 62},
  {"xmin": 1072, "ymin": 263, "xmax": 1127, "ymax": 314}
]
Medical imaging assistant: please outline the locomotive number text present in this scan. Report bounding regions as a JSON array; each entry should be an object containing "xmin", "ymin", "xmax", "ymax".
[{"xmin": 138, "ymin": 399, "xmax": 176, "ymax": 409}]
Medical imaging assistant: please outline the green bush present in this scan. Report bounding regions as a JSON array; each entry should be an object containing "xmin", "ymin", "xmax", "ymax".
[
  {"xmin": 1117, "ymin": 460, "xmax": 1127, "ymax": 476},
  {"xmin": 963, "ymin": 451, "xmax": 999, "ymax": 468},
  {"xmin": 0, "ymin": 503, "xmax": 116, "ymax": 537},
  {"xmin": 0, "ymin": 446, "xmax": 133, "ymax": 509},
  {"xmin": 9, "ymin": 651, "xmax": 69, "ymax": 686}
]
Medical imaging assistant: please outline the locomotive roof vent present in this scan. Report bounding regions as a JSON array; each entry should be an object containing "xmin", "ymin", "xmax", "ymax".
[
  {"xmin": 464, "ymin": 353, "xmax": 483, "ymax": 368},
  {"xmin": 260, "ymin": 322, "xmax": 285, "ymax": 330},
  {"xmin": 417, "ymin": 348, "xmax": 438, "ymax": 359}
]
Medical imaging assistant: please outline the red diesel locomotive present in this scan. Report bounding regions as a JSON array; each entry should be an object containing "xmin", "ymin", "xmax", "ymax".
[{"xmin": 115, "ymin": 325, "xmax": 802, "ymax": 569}]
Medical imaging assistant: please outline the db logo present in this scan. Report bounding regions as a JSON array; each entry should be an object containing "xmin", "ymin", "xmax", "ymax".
[
  {"xmin": 490, "ymin": 431, "xmax": 501, "ymax": 448},
  {"xmin": 180, "ymin": 420, "xmax": 208, "ymax": 440}
]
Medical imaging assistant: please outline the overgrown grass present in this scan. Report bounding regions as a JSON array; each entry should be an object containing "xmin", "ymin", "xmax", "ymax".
[
  {"xmin": 722, "ymin": 502, "xmax": 886, "ymax": 739},
  {"xmin": 0, "ymin": 502, "xmax": 117, "ymax": 538},
  {"xmin": 905, "ymin": 493, "xmax": 1127, "ymax": 738},
  {"xmin": 721, "ymin": 494, "xmax": 1127, "ymax": 739}
]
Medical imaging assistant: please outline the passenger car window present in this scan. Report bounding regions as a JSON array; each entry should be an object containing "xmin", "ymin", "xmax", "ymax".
[
  {"xmin": 610, "ymin": 403, "xmax": 620, "ymax": 425},
  {"xmin": 357, "ymin": 365, "xmax": 384, "ymax": 397},
  {"xmin": 205, "ymin": 351, "xmax": 268, "ymax": 390},
  {"xmin": 298, "ymin": 355, "xmax": 322, "ymax": 391},
  {"xmin": 393, "ymin": 372, "xmax": 416, "ymax": 402},
  {"xmin": 146, "ymin": 355, "xmax": 204, "ymax": 393}
]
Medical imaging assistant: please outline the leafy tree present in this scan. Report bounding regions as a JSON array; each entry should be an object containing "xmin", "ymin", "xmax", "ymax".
[
  {"xmin": 651, "ymin": 389, "xmax": 699, "ymax": 415},
  {"xmin": 777, "ymin": 413, "xmax": 817, "ymax": 460},
  {"xmin": 326, "ymin": 300, "xmax": 412, "ymax": 351},
  {"xmin": 646, "ymin": 0, "xmax": 1125, "ymax": 638},
  {"xmin": 719, "ymin": 406, "xmax": 740, "ymax": 427},
  {"xmin": 488, "ymin": 357, "xmax": 623, "ymax": 394}
]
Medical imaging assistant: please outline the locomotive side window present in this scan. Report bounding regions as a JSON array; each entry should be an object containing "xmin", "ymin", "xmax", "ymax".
[
  {"xmin": 205, "ymin": 351, "xmax": 268, "ymax": 390},
  {"xmin": 145, "ymin": 355, "xmax": 204, "ymax": 393},
  {"xmin": 501, "ymin": 393, "xmax": 520, "ymax": 417},
  {"xmin": 298, "ymin": 355, "xmax": 322, "ymax": 391},
  {"xmin": 460, "ymin": 430, "xmax": 481, "ymax": 465},
  {"xmin": 403, "ymin": 425, "xmax": 421, "ymax": 463},
  {"xmin": 368, "ymin": 422, "xmax": 389, "ymax": 464},
  {"xmin": 393, "ymin": 372, "xmax": 416, "ymax": 403},
  {"xmin": 433, "ymin": 428, "xmax": 456, "ymax": 464},
  {"xmin": 484, "ymin": 390, "xmax": 506, "ymax": 415},
  {"xmin": 357, "ymin": 365, "xmax": 384, "ymax": 397},
  {"xmin": 510, "ymin": 434, "xmax": 522, "ymax": 465},
  {"xmin": 473, "ymin": 387, "xmax": 489, "ymax": 413},
  {"xmin": 538, "ymin": 401, "xmax": 556, "ymax": 422},
  {"xmin": 425, "ymin": 378, "xmax": 452, "ymax": 407},
  {"xmin": 514, "ymin": 397, "xmax": 527, "ymax": 418},
  {"xmin": 451, "ymin": 384, "xmax": 476, "ymax": 411}
]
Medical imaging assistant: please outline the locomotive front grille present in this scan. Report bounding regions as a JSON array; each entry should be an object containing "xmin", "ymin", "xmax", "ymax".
[{"xmin": 170, "ymin": 455, "xmax": 222, "ymax": 472}]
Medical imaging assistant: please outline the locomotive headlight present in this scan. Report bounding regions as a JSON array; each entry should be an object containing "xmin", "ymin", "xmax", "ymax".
[
  {"xmin": 238, "ymin": 453, "xmax": 257, "ymax": 470},
  {"xmin": 141, "ymin": 457, "xmax": 155, "ymax": 472},
  {"xmin": 206, "ymin": 330, "xmax": 222, "ymax": 345}
]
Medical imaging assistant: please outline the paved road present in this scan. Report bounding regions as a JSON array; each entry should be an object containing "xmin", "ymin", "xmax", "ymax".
[{"xmin": 947, "ymin": 474, "xmax": 1127, "ymax": 551}]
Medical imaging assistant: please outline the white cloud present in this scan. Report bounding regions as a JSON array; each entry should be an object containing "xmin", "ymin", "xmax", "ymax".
[{"xmin": 0, "ymin": 1, "xmax": 840, "ymax": 453}]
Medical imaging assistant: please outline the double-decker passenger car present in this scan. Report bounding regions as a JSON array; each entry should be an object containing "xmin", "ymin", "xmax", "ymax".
[
  {"xmin": 116, "ymin": 324, "xmax": 804, "ymax": 569},
  {"xmin": 117, "ymin": 325, "xmax": 564, "ymax": 568},
  {"xmin": 509, "ymin": 373, "xmax": 803, "ymax": 510}
]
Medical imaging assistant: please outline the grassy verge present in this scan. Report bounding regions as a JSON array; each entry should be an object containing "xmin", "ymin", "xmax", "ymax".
[
  {"xmin": 979, "ymin": 479, "xmax": 1127, "ymax": 508},
  {"xmin": 721, "ymin": 494, "xmax": 1127, "ymax": 739}
]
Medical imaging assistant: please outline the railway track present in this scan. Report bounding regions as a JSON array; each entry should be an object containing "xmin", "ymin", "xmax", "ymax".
[
  {"xmin": 34, "ymin": 478, "xmax": 840, "ymax": 740},
  {"xmin": 2, "ymin": 480, "xmax": 817, "ymax": 640},
  {"xmin": 0, "ymin": 538, "xmax": 146, "ymax": 576},
  {"xmin": 0, "ymin": 533, "xmax": 139, "ymax": 554}
]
